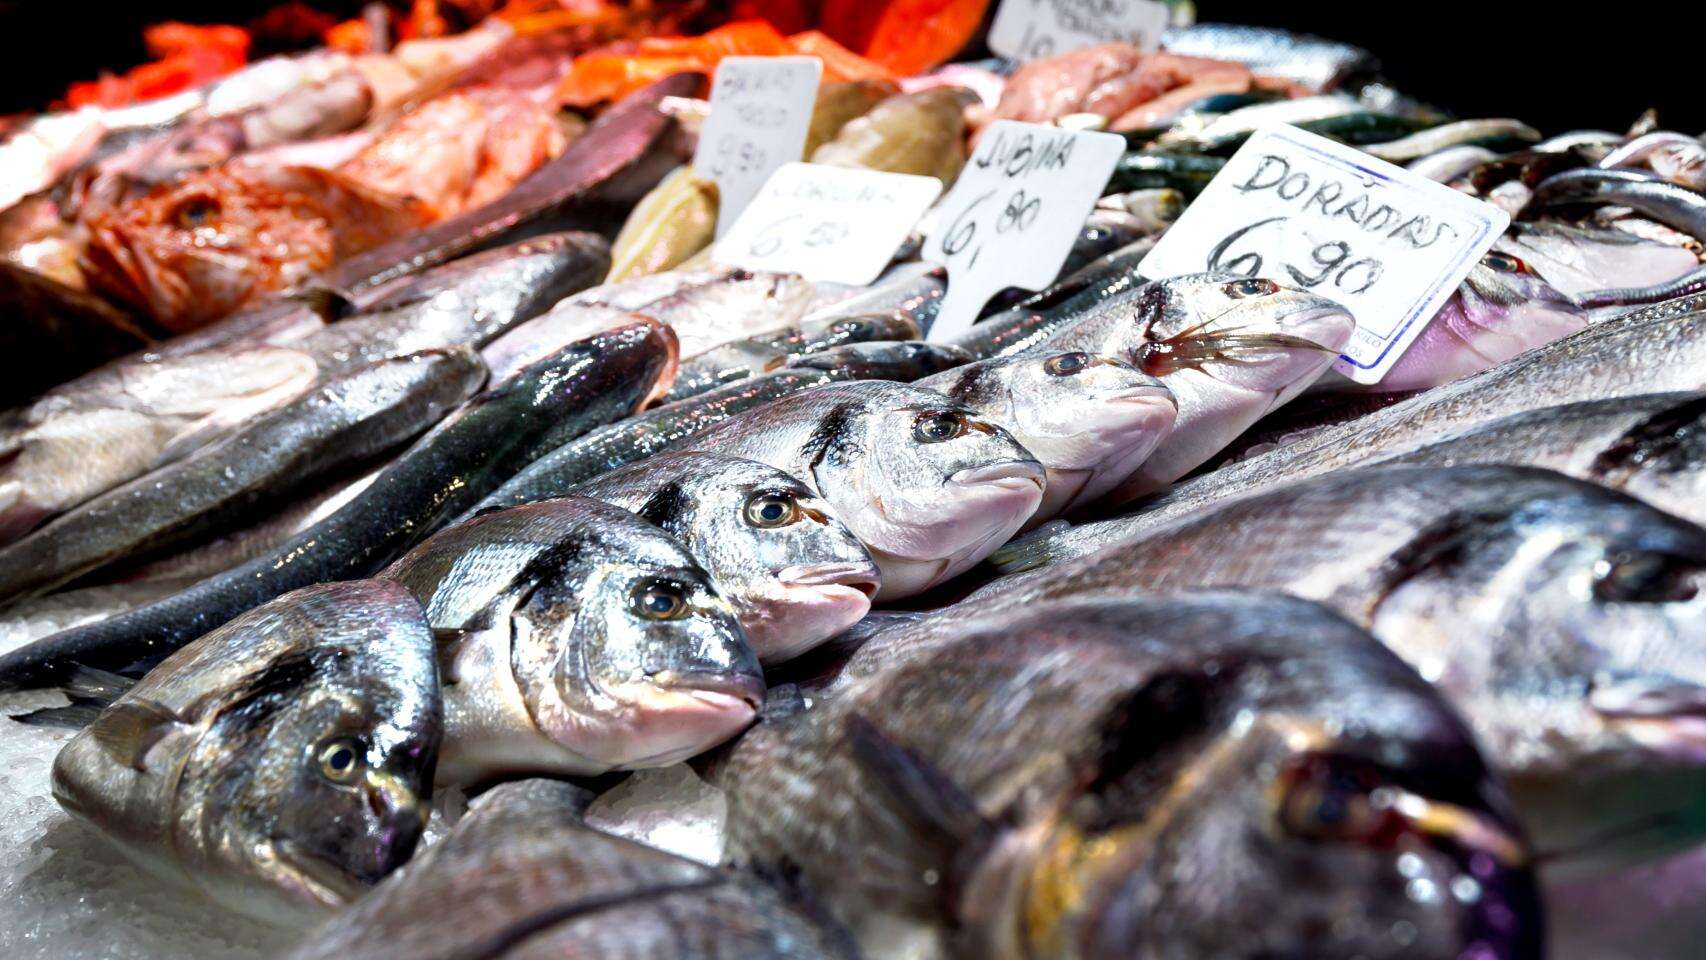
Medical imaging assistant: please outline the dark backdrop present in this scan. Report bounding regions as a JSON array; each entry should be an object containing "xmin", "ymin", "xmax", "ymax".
[{"xmin": 0, "ymin": 1, "xmax": 1697, "ymax": 133}]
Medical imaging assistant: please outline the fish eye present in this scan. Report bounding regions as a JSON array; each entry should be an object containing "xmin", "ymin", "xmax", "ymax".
[
  {"xmin": 1224, "ymin": 278, "xmax": 1278, "ymax": 299},
  {"xmin": 1482, "ymin": 252, "xmax": 1528, "ymax": 273},
  {"xmin": 632, "ymin": 579, "xmax": 689, "ymax": 620},
  {"xmin": 174, "ymin": 197, "xmax": 221, "ymax": 229},
  {"xmin": 912, "ymin": 410, "xmax": 967, "ymax": 444},
  {"xmin": 1274, "ymin": 755, "xmax": 1402, "ymax": 848},
  {"xmin": 1593, "ymin": 552, "xmax": 1700, "ymax": 604},
  {"xmin": 1044, "ymin": 352, "xmax": 1090, "ymax": 377},
  {"xmin": 315, "ymin": 737, "xmax": 365, "ymax": 785},
  {"xmin": 744, "ymin": 489, "xmax": 800, "ymax": 528}
]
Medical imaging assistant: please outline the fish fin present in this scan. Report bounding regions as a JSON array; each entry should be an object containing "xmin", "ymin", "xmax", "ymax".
[
  {"xmin": 86, "ymin": 700, "xmax": 181, "ymax": 771},
  {"xmin": 62, "ymin": 664, "xmax": 138, "ymax": 705},
  {"xmin": 11, "ymin": 698, "xmax": 107, "ymax": 729},
  {"xmin": 987, "ymin": 519, "xmax": 1073, "ymax": 574}
]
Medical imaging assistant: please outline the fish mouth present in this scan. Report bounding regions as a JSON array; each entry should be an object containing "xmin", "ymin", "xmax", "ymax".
[
  {"xmin": 1113, "ymin": 384, "xmax": 1178, "ymax": 407},
  {"xmin": 949, "ymin": 459, "xmax": 1048, "ymax": 491},
  {"xmin": 613, "ymin": 671, "xmax": 765, "ymax": 766},
  {"xmin": 774, "ymin": 561, "xmax": 883, "ymax": 597},
  {"xmin": 1276, "ymin": 303, "xmax": 1357, "ymax": 345},
  {"xmin": 649, "ymin": 669, "xmax": 766, "ymax": 713},
  {"xmin": 270, "ymin": 839, "xmax": 368, "ymax": 909}
]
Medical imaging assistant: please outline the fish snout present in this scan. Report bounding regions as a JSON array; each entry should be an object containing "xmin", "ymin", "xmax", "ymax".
[
  {"xmin": 650, "ymin": 668, "xmax": 767, "ymax": 715},
  {"xmin": 756, "ymin": 561, "xmax": 883, "ymax": 662},
  {"xmin": 359, "ymin": 769, "xmax": 430, "ymax": 880},
  {"xmin": 950, "ymin": 458, "xmax": 1048, "ymax": 493},
  {"xmin": 775, "ymin": 560, "xmax": 883, "ymax": 596}
]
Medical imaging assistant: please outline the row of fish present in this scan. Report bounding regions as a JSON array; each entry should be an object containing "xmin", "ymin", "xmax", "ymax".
[{"xmin": 0, "ymin": 15, "xmax": 1703, "ymax": 960}]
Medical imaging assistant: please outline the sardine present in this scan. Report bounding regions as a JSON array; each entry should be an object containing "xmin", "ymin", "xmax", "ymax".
[
  {"xmin": 282, "ymin": 779, "xmax": 854, "ymax": 960},
  {"xmin": 674, "ymin": 380, "xmax": 1045, "ymax": 598},
  {"xmin": 1362, "ymin": 119, "xmax": 1541, "ymax": 162},
  {"xmin": 917, "ymin": 351, "xmax": 1176, "ymax": 521},
  {"xmin": 719, "ymin": 593, "xmax": 1541, "ymax": 959},
  {"xmin": 0, "ymin": 321, "xmax": 678, "ymax": 690},
  {"xmin": 35, "ymin": 579, "xmax": 439, "ymax": 924},
  {"xmin": 1529, "ymin": 168, "xmax": 1706, "ymax": 247},
  {"xmin": 383, "ymin": 496, "xmax": 760, "ymax": 782},
  {"xmin": 468, "ymin": 341, "xmax": 970, "ymax": 517},
  {"xmin": 971, "ymin": 465, "xmax": 1706, "ymax": 874},
  {"xmin": 0, "ymin": 348, "xmax": 486, "ymax": 603},
  {"xmin": 569, "ymin": 451, "xmax": 880, "ymax": 663}
]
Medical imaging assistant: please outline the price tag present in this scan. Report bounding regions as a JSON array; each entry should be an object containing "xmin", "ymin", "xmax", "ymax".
[
  {"xmin": 1139, "ymin": 125, "xmax": 1510, "ymax": 384},
  {"xmin": 924, "ymin": 121, "xmax": 1124, "ymax": 340},
  {"xmin": 693, "ymin": 56, "xmax": 823, "ymax": 236},
  {"xmin": 714, "ymin": 163, "xmax": 943, "ymax": 285},
  {"xmin": 988, "ymin": 0, "xmax": 1172, "ymax": 61}
]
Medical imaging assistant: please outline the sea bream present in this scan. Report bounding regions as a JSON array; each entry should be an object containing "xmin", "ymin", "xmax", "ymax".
[
  {"xmin": 972, "ymin": 464, "xmax": 1706, "ymax": 875},
  {"xmin": 282, "ymin": 779, "xmax": 855, "ymax": 960},
  {"xmin": 673, "ymin": 380, "xmax": 1045, "ymax": 599},
  {"xmin": 382, "ymin": 496, "xmax": 761, "ymax": 784},
  {"xmin": 718, "ymin": 594, "xmax": 1542, "ymax": 959},
  {"xmin": 567, "ymin": 451, "xmax": 880, "ymax": 663},
  {"xmin": 30, "ymin": 579, "xmax": 440, "ymax": 925}
]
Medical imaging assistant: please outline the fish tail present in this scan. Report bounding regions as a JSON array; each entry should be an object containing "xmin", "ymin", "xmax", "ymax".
[
  {"xmin": 987, "ymin": 520, "xmax": 1073, "ymax": 574},
  {"xmin": 7, "ymin": 664, "xmax": 137, "ymax": 728}
]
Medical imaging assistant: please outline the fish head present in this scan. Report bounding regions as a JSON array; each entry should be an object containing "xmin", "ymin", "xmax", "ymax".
[
  {"xmin": 510, "ymin": 533, "xmax": 763, "ymax": 770},
  {"xmin": 929, "ymin": 351, "xmax": 1177, "ymax": 516},
  {"xmin": 807, "ymin": 384, "xmax": 1045, "ymax": 598},
  {"xmin": 1009, "ymin": 715, "xmax": 1540, "ymax": 959},
  {"xmin": 1370, "ymin": 485, "xmax": 1706, "ymax": 869},
  {"xmin": 626, "ymin": 454, "xmax": 880, "ymax": 664}
]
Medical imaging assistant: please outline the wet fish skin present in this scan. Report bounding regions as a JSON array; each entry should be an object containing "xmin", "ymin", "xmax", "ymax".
[
  {"xmin": 1036, "ymin": 272, "xmax": 1356, "ymax": 496},
  {"xmin": 468, "ymin": 340, "xmax": 970, "ymax": 518},
  {"xmin": 1493, "ymin": 221, "xmax": 1699, "ymax": 300},
  {"xmin": 1529, "ymin": 168, "xmax": 1706, "ymax": 247},
  {"xmin": 720, "ymin": 594, "xmax": 1541, "ymax": 960},
  {"xmin": 383, "ymin": 496, "xmax": 761, "ymax": 782},
  {"xmin": 0, "ymin": 349, "xmax": 484, "ymax": 603},
  {"xmin": 944, "ymin": 239, "xmax": 1159, "ymax": 361},
  {"xmin": 1161, "ymin": 23, "xmax": 1381, "ymax": 91},
  {"xmin": 45, "ymin": 579, "xmax": 440, "ymax": 925},
  {"xmin": 971, "ymin": 464, "xmax": 1706, "ymax": 875},
  {"xmin": 283, "ymin": 779, "xmax": 855, "ymax": 960},
  {"xmin": 661, "ymin": 311, "xmax": 922, "ymax": 405},
  {"xmin": 571, "ymin": 451, "xmax": 880, "ymax": 663},
  {"xmin": 676, "ymin": 380, "xmax": 1045, "ymax": 599},
  {"xmin": 918, "ymin": 351, "xmax": 1176, "ymax": 521},
  {"xmin": 0, "ymin": 321, "xmax": 677, "ymax": 691},
  {"xmin": 571, "ymin": 266, "xmax": 826, "ymax": 358}
]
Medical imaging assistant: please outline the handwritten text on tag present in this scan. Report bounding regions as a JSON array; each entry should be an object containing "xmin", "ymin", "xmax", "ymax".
[
  {"xmin": 715, "ymin": 163, "xmax": 943, "ymax": 285},
  {"xmin": 1139, "ymin": 125, "xmax": 1510, "ymax": 384},
  {"xmin": 694, "ymin": 56, "xmax": 822, "ymax": 236},
  {"xmin": 924, "ymin": 121, "xmax": 1124, "ymax": 341},
  {"xmin": 988, "ymin": 0, "xmax": 1172, "ymax": 61}
]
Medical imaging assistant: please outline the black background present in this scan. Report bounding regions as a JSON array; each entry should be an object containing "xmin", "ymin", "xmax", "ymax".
[{"xmin": 0, "ymin": 1, "xmax": 1697, "ymax": 134}]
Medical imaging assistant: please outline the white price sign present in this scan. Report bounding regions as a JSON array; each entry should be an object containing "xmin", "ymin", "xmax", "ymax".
[
  {"xmin": 693, "ymin": 56, "xmax": 822, "ymax": 236},
  {"xmin": 924, "ymin": 121, "xmax": 1124, "ymax": 341},
  {"xmin": 988, "ymin": 0, "xmax": 1172, "ymax": 61},
  {"xmin": 1139, "ymin": 125, "xmax": 1511, "ymax": 384},
  {"xmin": 715, "ymin": 163, "xmax": 943, "ymax": 285}
]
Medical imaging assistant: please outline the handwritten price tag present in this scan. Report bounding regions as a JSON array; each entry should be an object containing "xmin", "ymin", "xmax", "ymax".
[
  {"xmin": 1139, "ymin": 125, "xmax": 1510, "ymax": 384},
  {"xmin": 988, "ymin": 0, "xmax": 1172, "ymax": 61},
  {"xmin": 694, "ymin": 56, "xmax": 822, "ymax": 237},
  {"xmin": 924, "ymin": 121, "xmax": 1124, "ymax": 341},
  {"xmin": 714, "ymin": 163, "xmax": 942, "ymax": 285}
]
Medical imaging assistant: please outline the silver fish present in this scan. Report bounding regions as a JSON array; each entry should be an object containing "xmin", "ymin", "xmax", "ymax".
[
  {"xmin": 1161, "ymin": 23, "xmax": 1381, "ymax": 91},
  {"xmin": 283, "ymin": 778, "xmax": 855, "ymax": 960},
  {"xmin": 1494, "ymin": 221, "xmax": 1699, "ymax": 300},
  {"xmin": 675, "ymin": 381, "xmax": 1045, "ymax": 599},
  {"xmin": 569, "ymin": 266, "xmax": 853, "ymax": 358},
  {"xmin": 917, "ymin": 351, "xmax": 1176, "ymax": 521},
  {"xmin": 719, "ymin": 593, "xmax": 1541, "ymax": 959},
  {"xmin": 382, "ymin": 496, "xmax": 761, "ymax": 784},
  {"xmin": 972, "ymin": 464, "xmax": 1706, "ymax": 874},
  {"xmin": 38, "ymin": 579, "xmax": 439, "ymax": 924},
  {"xmin": 569, "ymin": 451, "xmax": 880, "ymax": 664}
]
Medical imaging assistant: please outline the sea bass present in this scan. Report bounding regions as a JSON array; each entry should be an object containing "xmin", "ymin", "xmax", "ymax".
[
  {"xmin": 383, "ymin": 497, "xmax": 760, "ymax": 783},
  {"xmin": 36, "ymin": 579, "xmax": 439, "ymax": 924}
]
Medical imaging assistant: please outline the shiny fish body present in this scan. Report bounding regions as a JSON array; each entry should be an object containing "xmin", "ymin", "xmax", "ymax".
[
  {"xmin": 283, "ymin": 779, "xmax": 854, "ymax": 960},
  {"xmin": 662, "ymin": 312, "xmax": 922, "ymax": 405},
  {"xmin": 383, "ymin": 497, "xmax": 760, "ymax": 782},
  {"xmin": 1160, "ymin": 23, "xmax": 1381, "ymax": 91},
  {"xmin": 720, "ymin": 594, "xmax": 1541, "ymax": 959},
  {"xmin": 47, "ymin": 579, "xmax": 439, "ymax": 925},
  {"xmin": 0, "ymin": 322, "xmax": 677, "ymax": 690}
]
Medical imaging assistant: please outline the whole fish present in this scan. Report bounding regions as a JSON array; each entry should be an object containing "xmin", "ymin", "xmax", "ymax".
[
  {"xmin": 0, "ymin": 348, "xmax": 486, "ymax": 603},
  {"xmin": 719, "ymin": 594, "xmax": 1541, "ymax": 959},
  {"xmin": 1494, "ymin": 221, "xmax": 1700, "ymax": 299},
  {"xmin": 568, "ymin": 266, "xmax": 839, "ymax": 358},
  {"xmin": 972, "ymin": 465, "xmax": 1706, "ymax": 874},
  {"xmin": 662, "ymin": 312, "xmax": 922, "ymax": 404},
  {"xmin": 1161, "ymin": 23, "xmax": 1382, "ymax": 91},
  {"xmin": 569, "ymin": 451, "xmax": 880, "ymax": 663},
  {"xmin": 1000, "ymin": 293, "xmax": 1706, "ymax": 564},
  {"xmin": 1409, "ymin": 144, "xmax": 1499, "ymax": 183},
  {"xmin": 1362, "ymin": 119, "xmax": 1541, "ymax": 162},
  {"xmin": 470, "ymin": 341, "xmax": 971, "ymax": 517},
  {"xmin": 383, "ymin": 497, "xmax": 760, "ymax": 782},
  {"xmin": 34, "ymin": 579, "xmax": 439, "ymax": 924},
  {"xmin": 1530, "ymin": 168, "xmax": 1706, "ymax": 246},
  {"xmin": 0, "ymin": 321, "xmax": 677, "ymax": 690},
  {"xmin": 676, "ymin": 380, "xmax": 1044, "ymax": 598},
  {"xmin": 1377, "ymin": 393, "xmax": 1706, "ymax": 526},
  {"xmin": 917, "ymin": 351, "xmax": 1176, "ymax": 521},
  {"xmin": 1034, "ymin": 273, "xmax": 1355, "ymax": 497},
  {"xmin": 282, "ymin": 779, "xmax": 855, "ymax": 960}
]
